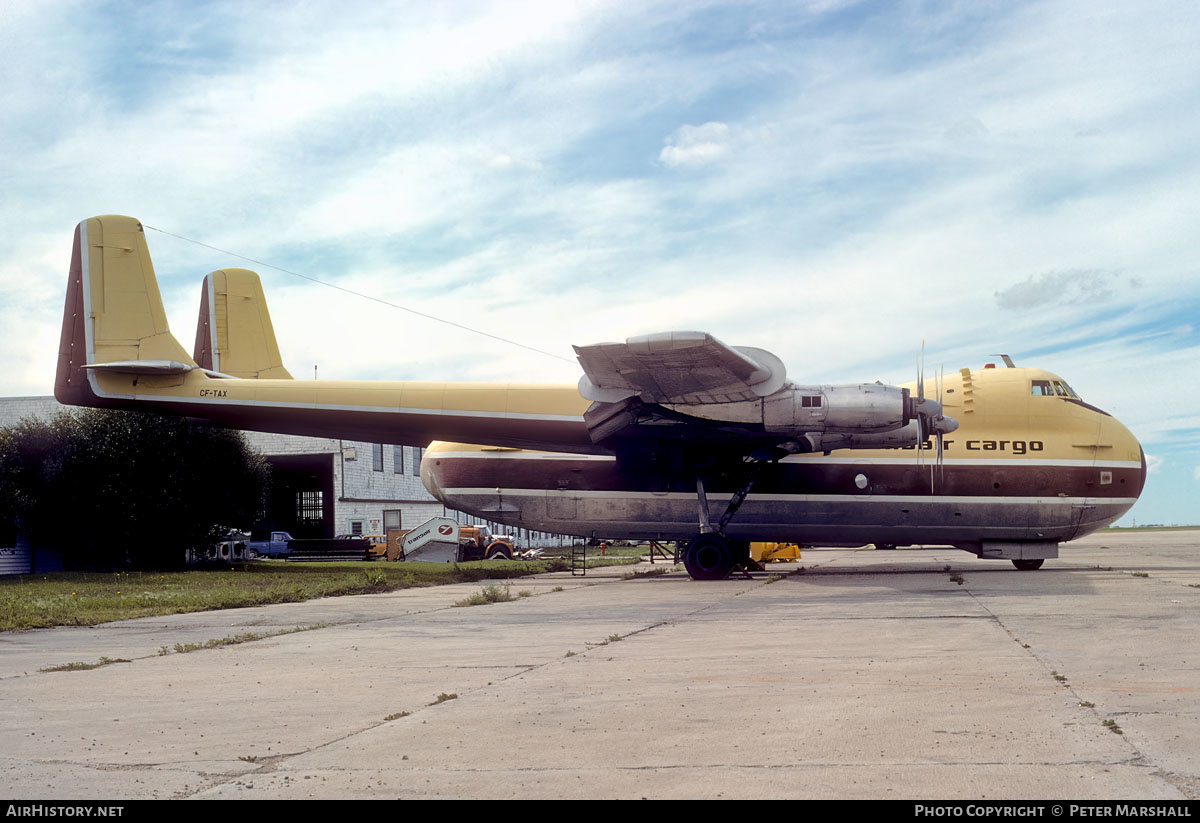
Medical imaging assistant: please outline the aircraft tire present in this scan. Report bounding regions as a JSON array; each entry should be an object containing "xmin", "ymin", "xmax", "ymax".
[
  {"xmin": 1011, "ymin": 558, "xmax": 1044, "ymax": 571},
  {"xmin": 684, "ymin": 534, "xmax": 735, "ymax": 580}
]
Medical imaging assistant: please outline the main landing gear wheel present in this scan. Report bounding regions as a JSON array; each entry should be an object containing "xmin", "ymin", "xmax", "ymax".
[
  {"xmin": 1011, "ymin": 558, "xmax": 1044, "ymax": 571},
  {"xmin": 683, "ymin": 534, "xmax": 736, "ymax": 581}
]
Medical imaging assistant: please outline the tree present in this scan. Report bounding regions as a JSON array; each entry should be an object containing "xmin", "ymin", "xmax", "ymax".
[{"xmin": 0, "ymin": 409, "xmax": 270, "ymax": 569}]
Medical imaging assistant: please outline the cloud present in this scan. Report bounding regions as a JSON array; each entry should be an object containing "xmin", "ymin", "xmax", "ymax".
[
  {"xmin": 994, "ymin": 269, "xmax": 1118, "ymax": 310},
  {"xmin": 658, "ymin": 122, "xmax": 732, "ymax": 168},
  {"xmin": 1145, "ymin": 454, "xmax": 1164, "ymax": 475},
  {"xmin": 1194, "ymin": 466, "xmax": 1200, "ymax": 481}
]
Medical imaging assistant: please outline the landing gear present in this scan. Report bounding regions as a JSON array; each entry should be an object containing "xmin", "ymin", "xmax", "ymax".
[
  {"xmin": 1012, "ymin": 558, "xmax": 1044, "ymax": 571},
  {"xmin": 684, "ymin": 465, "xmax": 762, "ymax": 580},
  {"xmin": 682, "ymin": 534, "xmax": 750, "ymax": 580},
  {"xmin": 874, "ymin": 543, "xmax": 897, "ymax": 551}
]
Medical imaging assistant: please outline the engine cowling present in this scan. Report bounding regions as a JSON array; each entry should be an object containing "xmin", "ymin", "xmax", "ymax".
[{"xmin": 763, "ymin": 384, "xmax": 909, "ymax": 435}]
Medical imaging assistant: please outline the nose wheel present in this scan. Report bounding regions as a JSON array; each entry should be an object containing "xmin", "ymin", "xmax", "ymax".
[{"xmin": 1011, "ymin": 558, "xmax": 1044, "ymax": 570}]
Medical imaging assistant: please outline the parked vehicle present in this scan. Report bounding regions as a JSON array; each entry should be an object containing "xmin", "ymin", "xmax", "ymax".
[
  {"xmin": 248, "ymin": 531, "xmax": 295, "ymax": 558},
  {"xmin": 458, "ymin": 526, "xmax": 515, "ymax": 561}
]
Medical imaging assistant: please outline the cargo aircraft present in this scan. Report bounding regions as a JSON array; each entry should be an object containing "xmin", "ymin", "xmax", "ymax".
[{"xmin": 54, "ymin": 216, "xmax": 1145, "ymax": 578}]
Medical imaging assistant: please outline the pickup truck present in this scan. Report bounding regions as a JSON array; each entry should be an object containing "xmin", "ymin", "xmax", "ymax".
[{"xmin": 248, "ymin": 531, "xmax": 295, "ymax": 558}]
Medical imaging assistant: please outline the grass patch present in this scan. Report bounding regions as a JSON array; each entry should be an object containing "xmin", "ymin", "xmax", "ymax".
[
  {"xmin": 1052, "ymin": 670, "xmax": 1068, "ymax": 683},
  {"xmin": 1131, "ymin": 571, "xmax": 1149, "ymax": 578},
  {"xmin": 0, "ymin": 559, "xmax": 569, "ymax": 631},
  {"xmin": 587, "ymin": 633, "xmax": 624, "ymax": 647},
  {"xmin": 1079, "ymin": 701, "xmax": 1095, "ymax": 708},
  {"xmin": 454, "ymin": 583, "xmax": 517, "ymax": 607},
  {"xmin": 384, "ymin": 711, "xmax": 411, "ymax": 721},
  {"xmin": 431, "ymin": 692, "xmax": 457, "ymax": 705},
  {"xmin": 158, "ymin": 623, "xmax": 326, "ymax": 656},
  {"xmin": 948, "ymin": 573, "xmax": 964, "ymax": 586},
  {"xmin": 39, "ymin": 656, "xmax": 130, "ymax": 672},
  {"xmin": 1103, "ymin": 718, "xmax": 1123, "ymax": 734}
]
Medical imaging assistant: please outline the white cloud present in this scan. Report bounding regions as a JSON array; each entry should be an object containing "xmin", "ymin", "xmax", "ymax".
[
  {"xmin": 994, "ymin": 269, "xmax": 1118, "ymax": 310},
  {"xmin": 1145, "ymin": 454, "xmax": 1164, "ymax": 475},
  {"xmin": 658, "ymin": 122, "xmax": 733, "ymax": 168}
]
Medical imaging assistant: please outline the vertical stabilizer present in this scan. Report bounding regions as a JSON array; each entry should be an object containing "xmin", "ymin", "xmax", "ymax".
[
  {"xmin": 55, "ymin": 216, "xmax": 196, "ymax": 406},
  {"xmin": 193, "ymin": 268, "xmax": 293, "ymax": 379}
]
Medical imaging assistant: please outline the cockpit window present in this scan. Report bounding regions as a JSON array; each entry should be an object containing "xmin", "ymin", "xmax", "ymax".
[{"xmin": 1033, "ymin": 378, "xmax": 1081, "ymax": 399}]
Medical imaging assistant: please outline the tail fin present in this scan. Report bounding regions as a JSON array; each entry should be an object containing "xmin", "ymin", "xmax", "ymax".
[
  {"xmin": 55, "ymin": 216, "xmax": 196, "ymax": 406},
  {"xmin": 193, "ymin": 269, "xmax": 293, "ymax": 379}
]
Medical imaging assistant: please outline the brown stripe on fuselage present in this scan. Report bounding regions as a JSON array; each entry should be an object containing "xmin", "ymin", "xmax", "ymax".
[{"xmin": 425, "ymin": 454, "xmax": 1145, "ymax": 499}]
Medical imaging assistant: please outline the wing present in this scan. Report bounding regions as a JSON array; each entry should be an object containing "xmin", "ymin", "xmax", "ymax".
[
  {"xmin": 574, "ymin": 331, "xmax": 786, "ymax": 404},
  {"xmin": 574, "ymin": 330, "xmax": 951, "ymax": 458}
]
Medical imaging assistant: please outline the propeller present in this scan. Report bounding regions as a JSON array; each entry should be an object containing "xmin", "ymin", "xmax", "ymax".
[{"xmin": 911, "ymin": 346, "xmax": 958, "ymax": 494}]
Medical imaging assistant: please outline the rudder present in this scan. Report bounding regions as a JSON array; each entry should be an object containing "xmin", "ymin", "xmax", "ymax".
[
  {"xmin": 192, "ymin": 268, "xmax": 293, "ymax": 379},
  {"xmin": 55, "ymin": 216, "xmax": 196, "ymax": 406}
]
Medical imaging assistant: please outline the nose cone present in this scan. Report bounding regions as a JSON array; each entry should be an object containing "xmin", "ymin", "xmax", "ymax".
[{"xmin": 1101, "ymin": 413, "xmax": 1146, "ymax": 497}]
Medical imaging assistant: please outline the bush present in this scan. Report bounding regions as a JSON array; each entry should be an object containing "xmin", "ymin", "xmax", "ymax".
[{"xmin": 0, "ymin": 409, "xmax": 269, "ymax": 569}]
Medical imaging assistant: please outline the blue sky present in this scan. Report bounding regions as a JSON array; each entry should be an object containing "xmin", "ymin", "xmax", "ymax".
[{"xmin": 1, "ymin": 0, "xmax": 1197, "ymax": 525}]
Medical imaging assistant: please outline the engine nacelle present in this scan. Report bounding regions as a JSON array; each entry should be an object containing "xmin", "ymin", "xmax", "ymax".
[
  {"xmin": 763, "ymin": 384, "xmax": 909, "ymax": 435},
  {"xmin": 654, "ymin": 383, "xmax": 953, "ymax": 452}
]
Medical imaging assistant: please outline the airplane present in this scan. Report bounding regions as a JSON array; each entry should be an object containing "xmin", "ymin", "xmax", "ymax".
[{"xmin": 54, "ymin": 215, "xmax": 1146, "ymax": 579}]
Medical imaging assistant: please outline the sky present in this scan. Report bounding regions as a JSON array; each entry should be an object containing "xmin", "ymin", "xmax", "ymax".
[{"xmin": 1, "ymin": 0, "xmax": 1197, "ymax": 525}]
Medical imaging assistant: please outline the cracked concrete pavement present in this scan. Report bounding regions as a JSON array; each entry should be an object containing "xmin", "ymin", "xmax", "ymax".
[{"xmin": 1, "ymin": 530, "xmax": 1197, "ymax": 799}]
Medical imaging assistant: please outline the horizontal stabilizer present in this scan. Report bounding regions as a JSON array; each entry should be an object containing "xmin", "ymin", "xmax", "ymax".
[{"xmin": 82, "ymin": 360, "xmax": 198, "ymax": 376}]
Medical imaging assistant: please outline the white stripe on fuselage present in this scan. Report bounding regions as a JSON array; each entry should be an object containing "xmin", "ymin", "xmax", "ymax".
[
  {"xmin": 438, "ymin": 487, "xmax": 1139, "ymax": 506},
  {"xmin": 431, "ymin": 450, "xmax": 1138, "ymax": 469}
]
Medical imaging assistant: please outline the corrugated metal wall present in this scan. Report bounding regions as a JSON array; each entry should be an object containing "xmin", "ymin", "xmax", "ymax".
[{"xmin": 0, "ymin": 545, "xmax": 31, "ymax": 576}]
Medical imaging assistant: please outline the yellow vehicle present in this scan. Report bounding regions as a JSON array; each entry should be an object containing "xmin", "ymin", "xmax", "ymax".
[
  {"xmin": 458, "ymin": 526, "xmax": 515, "ymax": 560},
  {"xmin": 363, "ymin": 534, "xmax": 388, "ymax": 559},
  {"xmin": 750, "ymin": 542, "xmax": 801, "ymax": 563}
]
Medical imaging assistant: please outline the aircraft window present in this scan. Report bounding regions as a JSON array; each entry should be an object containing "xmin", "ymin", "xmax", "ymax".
[
  {"xmin": 1031, "ymin": 380, "xmax": 1054, "ymax": 396},
  {"xmin": 1060, "ymin": 381, "xmax": 1080, "ymax": 399},
  {"xmin": 801, "ymin": 395, "xmax": 822, "ymax": 408},
  {"xmin": 1053, "ymin": 381, "xmax": 1069, "ymax": 397}
]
